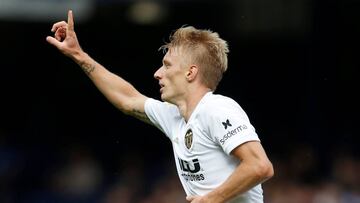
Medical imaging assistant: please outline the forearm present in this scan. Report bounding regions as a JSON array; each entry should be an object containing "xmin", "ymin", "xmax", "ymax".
[
  {"xmin": 47, "ymin": 10, "xmax": 148, "ymax": 119},
  {"xmin": 73, "ymin": 51, "xmax": 140, "ymax": 112},
  {"xmin": 205, "ymin": 164, "xmax": 264, "ymax": 202}
]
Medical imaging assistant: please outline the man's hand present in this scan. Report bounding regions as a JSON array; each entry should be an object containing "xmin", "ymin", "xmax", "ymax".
[
  {"xmin": 46, "ymin": 10, "xmax": 83, "ymax": 59},
  {"xmin": 186, "ymin": 195, "xmax": 203, "ymax": 203},
  {"xmin": 186, "ymin": 195, "xmax": 221, "ymax": 203}
]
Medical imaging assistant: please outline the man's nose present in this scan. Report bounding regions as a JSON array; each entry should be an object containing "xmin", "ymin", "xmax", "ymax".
[{"xmin": 154, "ymin": 66, "xmax": 163, "ymax": 80}]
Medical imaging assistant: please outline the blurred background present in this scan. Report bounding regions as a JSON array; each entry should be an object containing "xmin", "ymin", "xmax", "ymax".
[{"xmin": 0, "ymin": 0, "xmax": 359, "ymax": 202}]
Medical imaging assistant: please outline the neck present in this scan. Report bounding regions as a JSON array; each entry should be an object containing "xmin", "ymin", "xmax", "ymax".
[{"xmin": 175, "ymin": 86, "xmax": 211, "ymax": 122}]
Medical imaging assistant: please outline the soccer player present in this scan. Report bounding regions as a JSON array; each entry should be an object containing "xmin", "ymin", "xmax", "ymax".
[{"xmin": 46, "ymin": 10, "xmax": 274, "ymax": 203}]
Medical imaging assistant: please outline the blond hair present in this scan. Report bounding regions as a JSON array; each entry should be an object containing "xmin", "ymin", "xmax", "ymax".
[{"xmin": 160, "ymin": 26, "xmax": 229, "ymax": 91}]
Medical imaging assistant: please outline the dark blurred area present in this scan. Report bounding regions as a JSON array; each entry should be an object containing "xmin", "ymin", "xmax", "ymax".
[{"xmin": 0, "ymin": 0, "xmax": 359, "ymax": 202}]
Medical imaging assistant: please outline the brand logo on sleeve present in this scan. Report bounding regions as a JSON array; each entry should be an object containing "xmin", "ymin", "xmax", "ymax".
[
  {"xmin": 222, "ymin": 119, "xmax": 232, "ymax": 129},
  {"xmin": 219, "ymin": 124, "xmax": 248, "ymax": 145}
]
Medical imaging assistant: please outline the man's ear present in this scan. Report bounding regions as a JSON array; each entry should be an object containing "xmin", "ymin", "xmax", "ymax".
[{"xmin": 186, "ymin": 65, "xmax": 199, "ymax": 82}]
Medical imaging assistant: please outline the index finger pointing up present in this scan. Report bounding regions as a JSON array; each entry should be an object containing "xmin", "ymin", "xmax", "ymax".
[{"xmin": 67, "ymin": 10, "xmax": 74, "ymax": 31}]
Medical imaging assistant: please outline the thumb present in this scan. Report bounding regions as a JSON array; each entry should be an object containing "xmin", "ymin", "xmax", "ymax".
[
  {"xmin": 186, "ymin": 195, "xmax": 195, "ymax": 201},
  {"xmin": 46, "ymin": 36, "xmax": 62, "ymax": 48}
]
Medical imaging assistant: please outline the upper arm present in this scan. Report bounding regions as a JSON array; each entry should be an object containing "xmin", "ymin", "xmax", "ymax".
[
  {"xmin": 121, "ymin": 92, "xmax": 153, "ymax": 125},
  {"xmin": 231, "ymin": 141, "xmax": 274, "ymax": 178},
  {"xmin": 204, "ymin": 101, "xmax": 260, "ymax": 154},
  {"xmin": 231, "ymin": 141, "xmax": 268, "ymax": 160}
]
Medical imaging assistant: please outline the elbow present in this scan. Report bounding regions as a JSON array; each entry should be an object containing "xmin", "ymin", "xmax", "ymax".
[
  {"xmin": 265, "ymin": 161, "xmax": 274, "ymax": 180},
  {"xmin": 255, "ymin": 160, "xmax": 274, "ymax": 182},
  {"xmin": 113, "ymin": 95, "xmax": 133, "ymax": 115}
]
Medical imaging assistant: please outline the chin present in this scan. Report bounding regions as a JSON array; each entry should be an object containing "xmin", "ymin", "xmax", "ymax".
[
  {"xmin": 161, "ymin": 96, "xmax": 169, "ymax": 102},
  {"xmin": 160, "ymin": 93, "xmax": 167, "ymax": 101},
  {"xmin": 160, "ymin": 94, "xmax": 171, "ymax": 103}
]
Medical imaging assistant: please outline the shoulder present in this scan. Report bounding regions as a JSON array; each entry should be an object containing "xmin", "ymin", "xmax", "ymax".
[
  {"xmin": 145, "ymin": 98, "xmax": 181, "ymax": 119},
  {"xmin": 146, "ymin": 98, "xmax": 178, "ymax": 111},
  {"xmin": 194, "ymin": 93, "xmax": 242, "ymax": 128},
  {"xmin": 198, "ymin": 93, "xmax": 242, "ymax": 117}
]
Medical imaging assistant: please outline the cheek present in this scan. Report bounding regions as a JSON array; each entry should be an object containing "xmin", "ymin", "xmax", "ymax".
[
  {"xmin": 163, "ymin": 72, "xmax": 174, "ymax": 83},
  {"xmin": 168, "ymin": 70, "xmax": 182, "ymax": 80}
]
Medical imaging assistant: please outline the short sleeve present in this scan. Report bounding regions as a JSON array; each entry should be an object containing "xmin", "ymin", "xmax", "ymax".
[
  {"xmin": 144, "ymin": 98, "xmax": 180, "ymax": 140},
  {"xmin": 205, "ymin": 99, "xmax": 260, "ymax": 155}
]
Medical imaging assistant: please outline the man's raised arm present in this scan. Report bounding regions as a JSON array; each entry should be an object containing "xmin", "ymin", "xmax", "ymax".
[{"xmin": 46, "ymin": 10, "xmax": 151, "ymax": 124}]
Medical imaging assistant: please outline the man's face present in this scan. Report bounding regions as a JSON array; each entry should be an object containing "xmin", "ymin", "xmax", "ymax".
[{"xmin": 154, "ymin": 48, "xmax": 189, "ymax": 103}]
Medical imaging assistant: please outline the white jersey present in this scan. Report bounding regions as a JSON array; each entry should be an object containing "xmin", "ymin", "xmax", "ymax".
[{"xmin": 144, "ymin": 92, "xmax": 264, "ymax": 203}]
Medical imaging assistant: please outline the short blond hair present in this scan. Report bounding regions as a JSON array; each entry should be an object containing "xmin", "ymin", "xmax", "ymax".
[{"xmin": 160, "ymin": 26, "xmax": 229, "ymax": 91}]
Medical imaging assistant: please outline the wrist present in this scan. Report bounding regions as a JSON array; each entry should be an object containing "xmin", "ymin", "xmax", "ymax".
[
  {"xmin": 74, "ymin": 52, "xmax": 97, "ymax": 76},
  {"xmin": 72, "ymin": 50, "xmax": 88, "ymax": 64},
  {"xmin": 205, "ymin": 191, "xmax": 226, "ymax": 203}
]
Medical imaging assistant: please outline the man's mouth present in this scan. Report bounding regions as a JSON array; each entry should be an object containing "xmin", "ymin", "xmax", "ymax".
[{"xmin": 159, "ymin": 83, "xmax": 164, "ymax": 93}]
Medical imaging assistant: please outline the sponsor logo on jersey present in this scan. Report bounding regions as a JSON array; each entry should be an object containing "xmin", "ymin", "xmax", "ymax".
[
  {"xmin": 222, "ymin": 119, "xmax": 232, "ymax": 129},
  {"xmin": 178, "ymin": 158, "xmax": 205, "ymax": 182},
  {"xmin": 178, "ymin": 158, "xmax": 200, "ymax": 173},
  {"xmin": 219, "ymin": 124, "xmax": 248, "ymax": 145},
  {"xmin": 181, "ymin": 173, "xmax": 205, "ymax": 181},
  {"xmin": 184, "ymin": 129, "xmax": 193, "ymax": 149}
]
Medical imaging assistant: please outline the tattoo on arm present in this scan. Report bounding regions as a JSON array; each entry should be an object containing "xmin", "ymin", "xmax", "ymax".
[
  {"xmin": 80, "ymin": 61, "xmax": 96, "ymax": 75},
  {"xmin": 131, "ymin": 109, "xmax": 152, "ymax": 124}
]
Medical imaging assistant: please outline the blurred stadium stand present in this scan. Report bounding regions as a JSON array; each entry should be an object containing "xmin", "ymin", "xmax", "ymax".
[{"xmin": 0, "ymin": 0, "xmax": 359, "ymax": 202}]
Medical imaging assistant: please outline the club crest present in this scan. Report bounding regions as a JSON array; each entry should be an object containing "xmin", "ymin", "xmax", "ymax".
[{"xmin": 184, "ymin": 129, "xmax": 193, "ymax": 149}]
